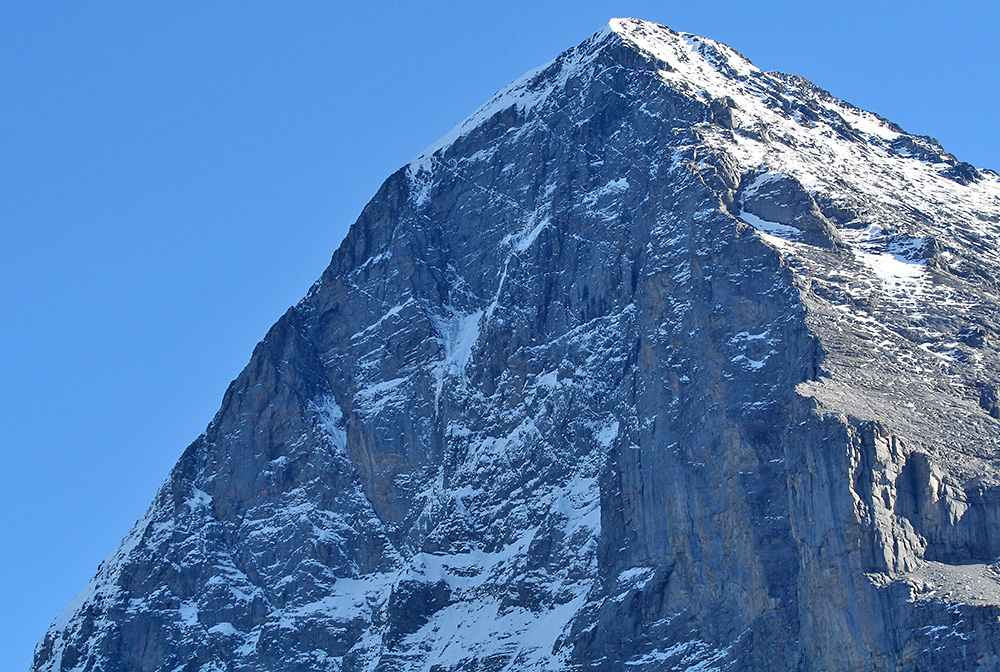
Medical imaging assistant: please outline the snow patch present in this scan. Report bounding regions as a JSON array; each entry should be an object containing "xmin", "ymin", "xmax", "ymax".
[
  {"xmin": 536, "ymin": 371, "xmax": 560, "ymax": 389},
  {"xmin": 411, "ymin": 26, "xmax": 616, "ymax": 165},
  {"xmin": 434, "ymin": 308, "xmax": 483, "ymax": 379},
  {"xmin": 830, "ymin": 104, "xmax": 901, "ymax": 141},
  {"xmin": 617, "ymin": 566, "xmax": 655, "ymax": 590},
  {"xmin": 739, "ymin": 209, "xmax": 803, "ymax": 243},
  {"xmin": 313, "ymin": 395, "xmax": 348, "ymax": 454},
  {"xmin": 407, "ymin": 163, "xmax": 434, "ymax": 206},
  {"xmin": 513, "ymin": 218, "xmax": 550, "ymax": 252},
  {"xmin": 350, "ymin": 299, "xmax": 414, "ymax": 341},
  {"xmin": 612, "ymin": 18, "xmax": 760, "ymax": 86},
  {"xmin": 355, "ymin": 376, "xmax": 410, "ymax": 416},
  {"xmin": 179, "ymin": 601, "xmax": 199, "ymax": 628},
  {"xmin": 595, "ymin": 420, "xmax": 620, "ymax": 448},
  {"xmin": 857, "ymin": 251, "xmax": 926, "ymax": 287},
  {"xmin": 432, "ymin": 306, "xmax": 484, "ymax": 405},
  {"xmin": 185, "ymin": 488, "xmax": 212, "ymax": 513}
]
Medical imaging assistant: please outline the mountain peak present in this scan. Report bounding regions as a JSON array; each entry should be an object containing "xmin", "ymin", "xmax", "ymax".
[
  {"xmin": 34, "ymin": 18, "xmax": 1000, "ymax": 672},
  {"xmin": 609, "ymin": 17, "xmax": 759, "ymax": 81},
  {"xmin": 413, "ymin": 18, "xmax": 750, "ymax": 163},
  {"xmin": 411, "ymin": 18, "xmax": 943, "ymax": 188}
]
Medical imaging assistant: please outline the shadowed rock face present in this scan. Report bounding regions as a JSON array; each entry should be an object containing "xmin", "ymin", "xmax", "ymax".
[{"xmin": 33, "ymin": 18, "xmax": 1000, "ymax": 672}]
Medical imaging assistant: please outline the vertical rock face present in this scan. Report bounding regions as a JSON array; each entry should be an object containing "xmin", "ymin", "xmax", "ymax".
[{"xmin": 33, "ymin": 18, "xmax": 1000, "ymax": 672}]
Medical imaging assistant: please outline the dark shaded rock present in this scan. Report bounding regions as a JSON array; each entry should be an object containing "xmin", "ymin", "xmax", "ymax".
[
  {"xmin": 738, "ymin": 171, "xmax": 842, "ymax": 248},
  {"xmin": 978, "ymin": 384, "xmax": 1000, "ymax": 418}
]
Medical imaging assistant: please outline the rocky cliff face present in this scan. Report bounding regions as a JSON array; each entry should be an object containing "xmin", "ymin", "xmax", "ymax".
[{"xmin": 33, "ymin": 18, "xmax": 1000, "ymax": 672}]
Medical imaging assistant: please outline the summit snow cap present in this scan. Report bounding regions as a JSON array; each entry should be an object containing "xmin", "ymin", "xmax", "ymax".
[
  {"xmin": 610, "ymin": 17, "xmax": 761, "ymax": 82},
  {"xmin": 411, "ymin": 16, "xmax": 997, "ymax": 250},
  {"xmin": 412, "ymin": 17, "xmax": 903, "ymax": 168}
]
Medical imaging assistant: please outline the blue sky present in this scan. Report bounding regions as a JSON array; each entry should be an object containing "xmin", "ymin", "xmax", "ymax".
[{"xmin": 2, "ymin": 2, "xmax": 997, "ymax": 668}]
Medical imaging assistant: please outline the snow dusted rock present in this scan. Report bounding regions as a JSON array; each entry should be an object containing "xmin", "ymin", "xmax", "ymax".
[{"xmin": 33, "ymin": 17, "xmax": 1000, "ymax": 672}]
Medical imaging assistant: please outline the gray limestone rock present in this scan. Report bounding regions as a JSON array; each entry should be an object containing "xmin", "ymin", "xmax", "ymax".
[{"xmin": 32, "ymin": 17, "xmax": 1000, "ymax": 672}]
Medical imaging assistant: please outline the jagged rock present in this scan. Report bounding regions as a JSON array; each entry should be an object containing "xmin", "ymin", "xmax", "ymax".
[
  {"xmin": 33, "ymin": 17, "xmax": 1000, "ymax": 672},
  {"xmin": 737, "ymin": 171, "xmax": 841, "ymax": 248}
]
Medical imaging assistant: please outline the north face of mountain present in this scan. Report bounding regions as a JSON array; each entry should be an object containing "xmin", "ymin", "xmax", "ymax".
[{"xmin": 33, "ymin": 18, "xmax": 1000, "ymax": 672}]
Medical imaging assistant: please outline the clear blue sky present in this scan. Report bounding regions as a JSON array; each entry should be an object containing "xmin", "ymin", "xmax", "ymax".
[{"xmin": 2, "ymin": 2, "xmax": 997, "ymax": 669}]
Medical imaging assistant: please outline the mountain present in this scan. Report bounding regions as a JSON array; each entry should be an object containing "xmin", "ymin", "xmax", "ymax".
[{"xmin": 32, "ymin": 17, "xmax": 1000, "ymax": 672}]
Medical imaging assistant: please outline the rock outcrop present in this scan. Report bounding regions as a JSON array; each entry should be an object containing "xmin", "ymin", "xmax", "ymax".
[{"xmin": 33, "ymin": 18, "xmax": 1000, "ymax": 672}]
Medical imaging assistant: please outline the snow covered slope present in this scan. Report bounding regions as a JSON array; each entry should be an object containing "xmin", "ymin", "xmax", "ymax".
[{"xmin": 33, "ymin": 18, "xmax": 1000, "ymax": 672}]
